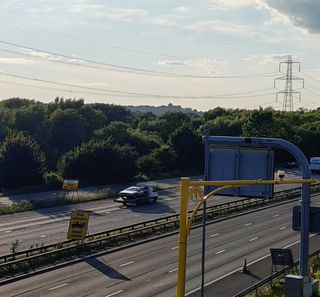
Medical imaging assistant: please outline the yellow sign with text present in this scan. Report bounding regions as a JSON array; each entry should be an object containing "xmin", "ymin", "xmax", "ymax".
[
  {"xmin": 62, "ymin": 179, "xmax": 79, "ymax": 191},
  {"xmin": 67, "ymin": 211, "xmax": 90, "ymax": 241}
]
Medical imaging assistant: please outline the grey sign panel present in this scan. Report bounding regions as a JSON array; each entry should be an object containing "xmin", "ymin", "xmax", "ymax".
[
  {"xmin": 270, "ymin": 248, "xmax": 294, "ymax": 266},
  {"xmin": 208, "ymin": 146, "xmax": 274, "ymax": 198},
  {"xmin": 292, "ymin": 206, "xmax": 320, "ymax": 233}
]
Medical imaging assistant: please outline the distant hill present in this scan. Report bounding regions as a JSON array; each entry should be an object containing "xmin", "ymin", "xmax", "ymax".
[{"xmin": 126, "ymin": 103, "xmax": 201, "ymax": 116}]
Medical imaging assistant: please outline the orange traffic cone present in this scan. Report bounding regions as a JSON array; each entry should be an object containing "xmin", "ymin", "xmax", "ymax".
[{"xmin": 242, "ymin": 258, "xmax": 250, "ymax": 274}]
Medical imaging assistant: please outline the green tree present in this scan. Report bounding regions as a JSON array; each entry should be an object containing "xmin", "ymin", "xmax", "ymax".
[
  {"xmin": 137, "ymin": 145, "xmax": 177, "ymax": 175},
  {"xmin": 137, "ymin": 154, "xmax": 161, "ymax": 176},
  {"xmin": 0, "ymin": 133, "xmax": 46, "ymax": 188},
  {"xmin": 14, "ymin": 105, "xmax": 51, "ymax": 150},
  {"xmin": 50, "ymin": 108, "xmax": 86, "ymax": 152},
  {"xmin": 94, "ymin": 122, "xmax": 162, "ymax": 156},
  {"xmin": 58, "ymin": 140, "xmax": 137, "ymax": 183},
  {"xmin": 169, "ymin": 125, "xmax": 203, "ymax": 170},
  {"xmin": 138, "ymin": 112, "xmax": 192, "ymax": 142},
  {"xmin": 89, "ymin": 103, "xmax": 132, "ymax": 124}
]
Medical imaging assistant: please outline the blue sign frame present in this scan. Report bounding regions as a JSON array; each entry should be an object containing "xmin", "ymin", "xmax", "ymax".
[{"xmin": 204, "ymin": 135, "xmax": 311, "ymax": 278}]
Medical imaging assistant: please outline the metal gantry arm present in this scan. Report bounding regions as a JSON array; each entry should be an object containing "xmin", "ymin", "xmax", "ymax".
[{"xmin": 176, "ymin": 176, "xmax": 316, "ymax": 297}]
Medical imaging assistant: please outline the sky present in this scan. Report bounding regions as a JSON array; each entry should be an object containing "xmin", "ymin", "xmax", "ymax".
[{"xmin": 0, "ymin": 0, "xmax": 319, "ymax": 111}]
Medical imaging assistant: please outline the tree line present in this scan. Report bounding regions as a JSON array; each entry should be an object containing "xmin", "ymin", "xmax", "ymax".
[{"xmin": 0, "ymin": 97, "xmax": 319, "ymax": 189}]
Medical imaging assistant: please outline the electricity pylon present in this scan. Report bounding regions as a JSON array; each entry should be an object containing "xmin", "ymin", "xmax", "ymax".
[{"xmin": 274, "ymin": 55, "xmax": 304, "ymax": 111}]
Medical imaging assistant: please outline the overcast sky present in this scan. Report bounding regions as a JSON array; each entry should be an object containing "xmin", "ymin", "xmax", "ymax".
[{"xmin": 0, "ymin": 0, "xmax": 319, "ymax": 111}]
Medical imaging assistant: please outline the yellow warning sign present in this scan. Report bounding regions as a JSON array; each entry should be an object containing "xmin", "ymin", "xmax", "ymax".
[
  {"xmin": 189, "ymin": 186, "xmax": 204, "ymax": 202},
  {"xmin": 62, "ymin": 179, "xmax": 79, "ymax": 191},
  {"xmin": 67, "ymin": 211, "xmax": 90, "ymax": 241}
]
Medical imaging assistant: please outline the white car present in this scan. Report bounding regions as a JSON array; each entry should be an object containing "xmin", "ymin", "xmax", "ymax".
[{"xmin": 114, "ymin": 184, "xmax": 158, "ymax": 206}]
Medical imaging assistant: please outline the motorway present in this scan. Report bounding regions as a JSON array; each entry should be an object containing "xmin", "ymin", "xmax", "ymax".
[
  {"xmin": 1, "ymin": 189, "xmax": 319, "ymax": 296},
  {"xmin": 0, "ymin": 169, "xmax": 305, "ymax": 254},
  {"xmin": 0, "ymin": 186, "xmax": 244, "ymax": 254}
]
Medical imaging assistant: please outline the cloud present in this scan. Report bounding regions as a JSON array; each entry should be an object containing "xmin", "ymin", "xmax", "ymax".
[
  {"xmin": 70, "ymin": 5, "xmax": 149, "ymax": 21},
  {"xmin": 158, "ymin": 59, "xmax": 217, "ymax": 67},
  {"xmin": 173, "ymin": 6, "xmax": 191, "ymax": 13},
  {"xmin": 186, "ymin": 20, "xmax": 255, "ymax": 36},
  {"xmin": 263, "ymin": 0, "xmax": 320, "ymax": 33},
  {"xmin": 158, "ymin": 60, "xmax": 187, "ymax": 66},
  {"xmin": 210, "ymin": 0, "xmax": 262, "ymax": 10},
  {"xmin": 0, "ymin": 57, "xmax": 33, "ymax": 64},
  {"xmin": 23, "ymin": 49, "xmax": 62, "ymax": 61},
  {"xmin": 248, "ymin": 53, "xmax": 296, "ymax": 64}
]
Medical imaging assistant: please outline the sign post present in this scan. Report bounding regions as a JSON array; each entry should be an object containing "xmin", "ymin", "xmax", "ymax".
[
  {"xmin": 67, "ymin": 211, "xmax": 90, "ymax": 241},
  {"xmin": 176, "ymin": 136, "xmax": 315, "ymax": 297}
]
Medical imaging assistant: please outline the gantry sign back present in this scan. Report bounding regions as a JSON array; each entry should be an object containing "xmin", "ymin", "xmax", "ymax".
[{"xmin": 208, "ymin": 145, "xmax": 274, "ymax": 198}]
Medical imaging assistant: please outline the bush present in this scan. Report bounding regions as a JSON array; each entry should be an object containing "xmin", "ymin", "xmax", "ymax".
[
  {"xmin": 58, "ymin": 140, "xmax": 137, "ymax": 183},
  {"xmin": 137, "ymin": 154, "xmax": 161, "ymax": 176},
  {"xmin": 137, "ymin": 145, "xmax": 177, "ymax": 176},
  {"xmin": 43, "ymin": 171, "xmax": 63, "ymax": 189},
  {"xmin": 0, "ymin": 132, "xmax": 46, "ymax": 188}
]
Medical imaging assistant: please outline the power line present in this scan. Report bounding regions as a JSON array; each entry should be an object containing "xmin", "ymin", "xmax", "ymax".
[
  {"xmin": 247, "ymin": 100, "xmax": 281, "ymax": 109},
  {"xmin": 0, "ymin": 39, "xmax": 279, "ymax": 79},
  {"xmin": 0, "ymin": 16, "xmax": 195, "ymax": 60},
  {"xmin": 0, "ymin": 71, "xmax": 276, "ymax": 99},
  {"xmin": 300, "ymin": 71, "xmax": 320, "ymax": 85},
  {"xmin": 304, "ymin": 87, "xmax": 320, "ymax": 97}
]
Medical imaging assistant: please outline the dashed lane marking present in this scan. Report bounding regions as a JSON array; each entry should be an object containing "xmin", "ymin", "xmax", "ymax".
[
  {"xmin": 105, "ymin": 290, "xmax": 124, "ymax": 297},
  {"xmin": 119, "ymin": 261, "xmax": 135, "ymax": 267},
  {"xmin": 48, "ymin": 283, "xmax": 68, "ymax": 291},
  {"xmin": 210, "ymin": 233, "xmax": 220, "ymax": 238}
]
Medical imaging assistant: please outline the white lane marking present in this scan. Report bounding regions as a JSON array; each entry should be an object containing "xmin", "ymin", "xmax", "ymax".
[
  {"xmin": 4, "ymin": 230, "xmax": 12, "ymax": 233},
  {"xmin": 168, "ymin": 268, "xmax": 178, "ymax": 273},
  {"xmin": 40, "ymin": 235, "xmax": 47, "ymax": 238},
  {"xmin": 249, "ymin": 237, "xmax": 258, "ymax": 242},
  {"xmin": 210, "ymin": 233, "xmax": 220, "ymax": 238},
  {"xmin": 105, "ymin": 290, "xmax": 124, "ymax": 297},
  {"xmin": 186, "ymin": 233, "xmax": 318, "ymax": 296},
  {"xmin": 48, "ymin": 283, "xmax": 68, "ymax": 291},
  {"xmin": 273, "ymin": 214, "xmax": 279, "ymax": 218},
  {"xmin": 119, "ymin": 261, "xmax": 134, "ymax": 267},
  {"xmin": 94, "ymin": 207, "xmax": 120, "ymax": 214},
  {"xmin": 316, "ymin": 202, "xmax": 320, "ymax": 205},
  {"xmin": 243, "ymin": 223, "xmax": 252, "ymax": 227},
  {"xmin": 171, "ymin": 246, "xmax": 179, "ymax": 250},
  {"xmin": 164, "ymin": 198, "xmax": 175, "ymax": 201},
  {"xmin": 215, "ymin": 249, "xmax": 226, "ymax": 255},
  {"xmin": 280, "ymin": 226, "xmax": 287, "ymax": 230}
]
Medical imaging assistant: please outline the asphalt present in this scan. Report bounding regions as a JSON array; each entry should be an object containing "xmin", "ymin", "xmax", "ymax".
[
  {"xmin": 187, "ymin": 235, "xmax": 320, "ymax": 297},
  {"xmin": 0, "ymin": 192, "xmax": 318, "ymax": 297}
]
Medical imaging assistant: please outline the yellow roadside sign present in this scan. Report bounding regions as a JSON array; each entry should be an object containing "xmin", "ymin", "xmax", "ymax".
[
  {"xmin": 62, "ymin": 179, "xmax": 79, "ymax": 190},
  {"xmin": 189, "ymin": 186, "xmax": 204, "ymax": 202},
  {"xmin": 67, "ymin": 211, "xmax": 90, "ymax": 241}
]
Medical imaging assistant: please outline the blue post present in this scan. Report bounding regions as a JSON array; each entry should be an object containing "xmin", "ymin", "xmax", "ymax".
[{"xmin": 206, "ymin": 136, "xmax": 311, "ymax": 277}]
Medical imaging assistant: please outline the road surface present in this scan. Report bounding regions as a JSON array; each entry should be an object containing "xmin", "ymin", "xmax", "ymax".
[{"xmin": 0, "ymin": 190, "xmax": 319, "ymax": 297}]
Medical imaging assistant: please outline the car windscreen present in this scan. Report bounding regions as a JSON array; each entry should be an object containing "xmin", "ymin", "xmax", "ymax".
[{"xmin": 125, "ymin": 187, "xmax": 140, "ymax": 191}]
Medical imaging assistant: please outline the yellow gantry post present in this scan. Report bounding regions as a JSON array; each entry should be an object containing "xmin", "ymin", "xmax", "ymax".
[
  {"xmin": 176, "ymin": 177, "xmax": 316, "ymax": 297},
  {"xmin": 176, "ymin": 177, "xmax": 190, "ymax": 297}
]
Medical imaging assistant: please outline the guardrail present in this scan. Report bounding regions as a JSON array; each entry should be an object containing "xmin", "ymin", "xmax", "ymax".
[
  {"xmin": 233, "ymin": 248, "xmax": 320, "ymax": 297},
  {"xmin": 1, "ymin": 183, "xmax": 319, "ymax": 278}
]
